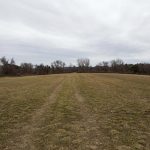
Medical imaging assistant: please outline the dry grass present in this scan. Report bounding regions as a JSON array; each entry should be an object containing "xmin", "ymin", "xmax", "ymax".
[{"xmin": 0, "ymin": 73, "xmax": 150, "ymax": 150}]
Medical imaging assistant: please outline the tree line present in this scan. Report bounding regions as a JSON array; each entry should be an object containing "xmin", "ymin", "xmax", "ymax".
[{"xmin": 0, "ymin": 56, "xmax": 150, "ymax": 76}]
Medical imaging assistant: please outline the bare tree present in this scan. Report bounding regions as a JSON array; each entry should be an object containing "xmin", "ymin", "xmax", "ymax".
[
  {"xmin": 51, "ymin": 60, "xmax": 65, "ymax": 69},
  {"xmin": 0, "ymin": 61, "xmax": 2, "ymax": 75},
  {"xmin": 96, "ymin": 61, "xmax": 109, "ymax": 72},
  {"xmin": 51, "ymin": 60, "xmax": 65, "ymax": 73},
  {"xmin": 102, "ymin": 61, "xmax": 109, "ymax": 67},
  {"xmin": 0, "ymin": 57, "xmax": 8, "ymax": 65},
  {"xmin": 10, "ymin": 58, "xmax": 15, "ymax": 65},
  {"xmin": 20, "ymin": 63, "xmax": 33, "ymax": 74},
  {"xmin": 77, "ymin": 58, "xmax": 90, "ymax": 72},
  {"xmin": 0, "ymin": 57, "xmax": 9, "ymax": 75},
  {"xmin": 34, "ymin": 64, "xmax": 50, "ymax": 75},
  {"xmin": 111, "ymin": 59, "xmax": 124, "ymax": 72},
  {"xmin": 111, "ymin": 59, "xmax": 124, "ymax": 66},
  {"xmin": 77, "ymin": 58, "xmax": 90, "ymax": 67},
  {"xmin": 102, "ymin": 61, "xmax": 109, "ymax": 71}
]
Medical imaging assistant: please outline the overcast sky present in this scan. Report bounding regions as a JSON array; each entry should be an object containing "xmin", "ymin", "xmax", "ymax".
[{"xmin": 0, "ymin": 0, "xmax": 150, "ymax": 65}]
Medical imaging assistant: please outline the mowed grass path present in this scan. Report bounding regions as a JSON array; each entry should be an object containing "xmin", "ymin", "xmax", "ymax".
[{"xmin": 0, "ymin": 73, "xmax": 150, "ymax": 150}]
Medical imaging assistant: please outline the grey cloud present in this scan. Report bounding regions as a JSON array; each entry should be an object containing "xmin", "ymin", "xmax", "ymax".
[{"xmin": 0, "ymin": 0, "xmax": 150, "ymax": 65}]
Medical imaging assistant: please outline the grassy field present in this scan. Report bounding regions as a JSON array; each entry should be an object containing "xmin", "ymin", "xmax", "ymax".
[{"xmin": 0, "ymin": 73, "xmax": 150, "ymax": 150}]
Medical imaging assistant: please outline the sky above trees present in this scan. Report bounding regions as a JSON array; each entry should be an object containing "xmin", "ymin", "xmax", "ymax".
[{"xmin": 0, "ymin": 0, "xmax": 150, "ymax": 65}]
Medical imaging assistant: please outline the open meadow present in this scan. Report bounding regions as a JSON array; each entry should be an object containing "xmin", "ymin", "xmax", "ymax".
[{"xmin": 0, "ymin": 73, "xmax": 150, "ymax": 150}]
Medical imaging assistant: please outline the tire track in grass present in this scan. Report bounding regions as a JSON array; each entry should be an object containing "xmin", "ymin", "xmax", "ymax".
[
  {"xmin": 6, "ymin": 77, "xmax": 65, "ymax": 150},
  {"xmin": 73, "ymin": 75, "xmax": 109, "ymax": 150},
  {"xmin": 32, "ymin": 75, "xmax": 84, "ymax": 150},
  {"xmin": 31, "ymin": 74, "xmax": 102, "ymax": 150}
]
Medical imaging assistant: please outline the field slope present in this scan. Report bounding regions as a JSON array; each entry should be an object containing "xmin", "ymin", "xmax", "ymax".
[{"xmin": 0, "ymin": 73, "xmax": 150, "ymax": 150}]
